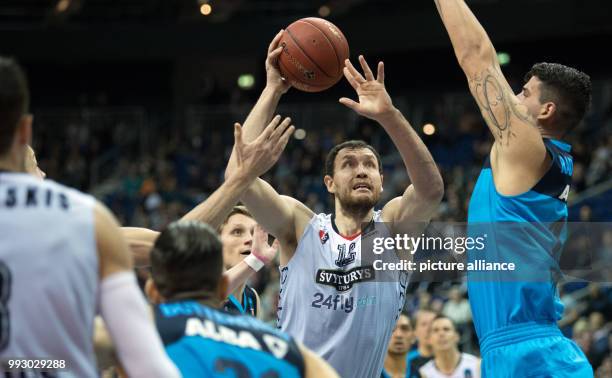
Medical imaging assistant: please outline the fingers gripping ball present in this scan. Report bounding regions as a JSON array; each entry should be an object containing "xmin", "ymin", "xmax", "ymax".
[{"xmin": 278, "ymin": 17, "xmax": 350, "ymax": 93}]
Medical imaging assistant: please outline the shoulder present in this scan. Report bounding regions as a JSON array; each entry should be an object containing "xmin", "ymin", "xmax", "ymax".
[{"xmin": 462, "ymin": 353, "xmax": 480, "ymax": 363}]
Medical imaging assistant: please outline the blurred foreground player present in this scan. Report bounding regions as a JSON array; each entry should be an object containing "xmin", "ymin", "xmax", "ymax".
[
  {"xmin": 225, "ymin": 32, "xmax": 444, "ymax": 377},
  {"xmin": 146, "ymin": 221, "xmax": 338, "ymax": 378},
  {"xmin": 381, "ymin": 312, "xmax": 416, "ymax": 378},
  {"xmin": 434, "ymin": 0, "xmax": 593, "ymax": 376},
  {"xmin": 419, "ymin": 315, "xmax": 479, "ymax": 378},
  {"xmin": 0, "ymin": 58, "xmax": 179, "ymax": 377}
]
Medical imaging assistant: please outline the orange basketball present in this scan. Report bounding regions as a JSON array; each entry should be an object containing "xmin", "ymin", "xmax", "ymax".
[{"xmin": 278, "ymin": 17, "xmax": 350, "ymax": 93}]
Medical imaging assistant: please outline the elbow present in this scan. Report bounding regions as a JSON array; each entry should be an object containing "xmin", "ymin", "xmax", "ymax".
[
  {"xmin": 424, "ymin": 177, "xmax": 445, "ymax": 204},
  {"xmin": 430, "ymin": 181, "xmax": 445, "ymax": 204},
  {"xmin": 457, "ymin": 43, "xmax": 495, "ymax": 72}
]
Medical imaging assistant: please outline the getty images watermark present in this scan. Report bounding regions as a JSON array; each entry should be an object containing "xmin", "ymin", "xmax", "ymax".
[
  {"xmin": 359, "ymin": 222, "xmax": 610, "ymax": 283},
  {"xmin": 369, "ymin": 233, "xmax": 512, "ymax": 273}
]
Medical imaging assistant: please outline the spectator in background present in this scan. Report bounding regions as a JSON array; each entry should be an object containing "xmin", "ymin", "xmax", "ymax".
[
  {"xmin": 382, "ymin": 312, "xmax": 417, "ymax": 378},
  {"xmin": 410, "ymin": 309, "xmax": 437, "ymax": 376},
  {"xmin": 419, "ymin": 315, "xmax": 480, "ymax": 378},
  {"xmin": 442, "ymin": 287, "xmax": 472, "ymax": 326}
]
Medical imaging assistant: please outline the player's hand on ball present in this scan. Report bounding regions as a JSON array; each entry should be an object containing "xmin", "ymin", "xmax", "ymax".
[
  {"xmin": 232, "ymin": 115, "xmax": 295, "ymax": 180},
  {"xmin": 251, "ymin": 225, "xmax": 280, "ymax": 265},
  {"xmin": 266, "ymin": 30, "xmax": 291, "ymax": 94},
  {"xmin": 339, "ymin": 55, "xmax": 395, "ymax": 121}
]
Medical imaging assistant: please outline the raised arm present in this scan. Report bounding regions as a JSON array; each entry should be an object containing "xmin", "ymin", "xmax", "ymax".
[
  {"xmin": 225, "ymin": 32, "xmax": 313, "ymax": 258},
  {"xmin": 340, "ymin": 56, "xmax": 443, "ymax": 230},
  {"xmin": 434, "ymin": 0, "xmax": 546, "ymax": 162}
]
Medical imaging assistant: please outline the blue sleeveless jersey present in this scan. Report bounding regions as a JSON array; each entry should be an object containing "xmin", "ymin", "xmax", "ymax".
[
  {"xmin": 467, "ymin": 139, "xmax": 573, "ymax": 339},
  {"xmin": 155, "ymin": 300, "xmax": 305, "ymax": 377}
]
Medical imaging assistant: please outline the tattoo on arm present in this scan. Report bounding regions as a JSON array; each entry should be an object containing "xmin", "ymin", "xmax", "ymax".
[{"xmin": 469, "ymin": 67, "xmax": 534, "ymax": 144}]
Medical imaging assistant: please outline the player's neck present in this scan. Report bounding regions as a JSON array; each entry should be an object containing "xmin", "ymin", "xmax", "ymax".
[
  {"xmin": 231, "ymin": 284, "xmax": 246, "ymax": 304},
  {"xmin": 384, "ymin": 353, "xmax": 407, "ymax": 376},
  {"xmin": 334, "ymin": 206, "xmax": 373, "ymax": 237},
  {"xmin": 418, "ymin": 343, "xmax": 432, "ymax": 357},
  {"xmin": 539, "ymin": 125, "xmax": 563, "ymax": 140},
  {"xmin": 434, "ymin": 348, "xmax": 460, "ymax": 374},
  {"xmin": 0, "ymin": 154, "xmax": 25, "ymax": 173}
]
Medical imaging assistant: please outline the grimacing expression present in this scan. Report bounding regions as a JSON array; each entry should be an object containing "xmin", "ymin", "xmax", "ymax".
[
  {"xmin": 516, "ymin": 76, "xmax": 547, "ymax": 122},
  {"xmin": 387, "ymin": 314, "xmax": 414, "ymax": 356},
  {"xmin": 326, "ymin": 147, "xmax": 383, "ymax": 211},
  {"xmin": 429, "ymin": 317, "xmax": 459, "ymax": 353},
  {"xmin": 220, "ymin": 213, "xmax": 257, "ymax": 270}
]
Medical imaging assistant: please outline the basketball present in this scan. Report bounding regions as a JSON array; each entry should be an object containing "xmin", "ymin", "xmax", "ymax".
[{"xmin": 278, "ymin": 17, "xmax": 350, "ymax": 93}]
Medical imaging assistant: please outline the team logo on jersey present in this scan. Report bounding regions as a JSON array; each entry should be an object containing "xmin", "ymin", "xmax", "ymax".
[
  {"xmin": 315, "ymin": 265, "xmax": 375, "ymax": 291},
  {"xmin": 319, "ymin": 229, "xmax": 329, "ymax": 245},
  {"xmin": 334, "ymin": 241, "xmax": 356, "ymax": 267}
]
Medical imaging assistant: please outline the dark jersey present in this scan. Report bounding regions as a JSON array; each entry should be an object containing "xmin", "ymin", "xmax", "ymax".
[
  {"xmin": 223, "ymin": 284, "xmax": 258, "ymax": 317},
  {"xmin": 155, "ymin": 300, "xmax": 305, "ymax": 377}
]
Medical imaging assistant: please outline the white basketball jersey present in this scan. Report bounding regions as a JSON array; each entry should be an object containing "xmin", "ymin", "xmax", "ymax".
[
  {"xmin": 278, "ymin": 212, "xmax": 409, "ymax": 378},
  {"xmin": 0, "ymin": 172, "xmax": 98, "ymax": 377},
  {"xmin": 419, "ymin": 353, "xmax": 480, "ymax": 378}
]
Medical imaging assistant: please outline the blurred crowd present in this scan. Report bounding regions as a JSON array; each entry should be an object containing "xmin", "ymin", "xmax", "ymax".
[{"xmin": 33, "ymin": 90, "xmax": 612, "ymax": 374}]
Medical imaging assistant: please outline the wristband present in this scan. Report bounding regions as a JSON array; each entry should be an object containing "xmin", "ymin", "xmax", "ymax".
[{"xmin": 245, "ymin": 254, "xmax": 265, "ymax": 271}]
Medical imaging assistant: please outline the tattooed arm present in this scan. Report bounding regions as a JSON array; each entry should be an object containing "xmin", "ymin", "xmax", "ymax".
[{"xmin": 434, "ymin": 0, "xmax": 547, "ymax": 193}]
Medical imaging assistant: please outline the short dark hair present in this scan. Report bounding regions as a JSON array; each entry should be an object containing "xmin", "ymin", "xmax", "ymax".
[
  {"xmin": 431, "ymin": 314, "xmax": 457, "ymax": 332},
  {"xmin": 218, "ymin": 205, "xmax": 253, "ymax": 233},
  {"xmin": 524, "ymin": 62, "xmax": 591, "ymax": 132},
  {"xmin": 0, "ymin": 57, "xmax": 29, "ymax": 156},
  {"xmin": 399, "ymin": 310, "xmax": 413, "ymax": 329},
  {"xmin": 150, "ymin": 221, "xmax": 223, "ymax": 299},
  {"xmin": 324, "ymin": 140, "xmax": 383, "ymax": 177}
]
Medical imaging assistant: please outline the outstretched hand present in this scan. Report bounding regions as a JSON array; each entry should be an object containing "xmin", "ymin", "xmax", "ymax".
[
  {"xmin": 232, "ymin": 115, "xmax": 295, "ymax": 180},
  {"xmin": 266, "ymin": 30, "xmax": 291, "ymax": 94},
  {"xmin": 250, "ymin": 225, "xmax": 280, "ymax": 265},
  {"xmin": 339, "ymin": 55, "xmax": 395, "ymax": 121}
]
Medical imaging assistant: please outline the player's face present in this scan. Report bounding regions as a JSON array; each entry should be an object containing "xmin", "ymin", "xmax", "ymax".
[
  {"xmin": 24, "ymin": 146, "xmax": 46, "ymax": 180},
  {"xmin": 516, "ymin": 76, "xmax": 545, "ymax": 121},
  {"xmin": 328, "ymin": 148, "xmax": 382, "ymax": 211},
  {"xmin": 429, "ymin": 318, "xmax": 459, "ymax": 353},
  {"xmin": 220, "ymin": 214, "xmax": 257, "ymax": 270},
  {"xmin": 387, "ymin": 315, "xmax": 414, "ymax": 356},
  {"xmin": 414, "ymin": 310, "xmax": 436, "ymax": 345}
]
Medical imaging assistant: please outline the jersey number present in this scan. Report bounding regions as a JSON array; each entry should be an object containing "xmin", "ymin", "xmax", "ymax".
[
  {"xmin": 215, "ymin": 358, "xmax": 280, "ymax": 378},
  {"xmin": 0, "ymin": 261, "xmax": 11, "ymax": 351}
]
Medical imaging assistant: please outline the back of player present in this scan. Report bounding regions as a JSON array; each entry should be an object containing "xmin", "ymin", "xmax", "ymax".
[
  {"xmin": 0, "ymin": 172, "xmax": 97, "ymax": 377},
  {"xmin": 155, "ymin": 299, "xmax": 305, "ymax": 377}
]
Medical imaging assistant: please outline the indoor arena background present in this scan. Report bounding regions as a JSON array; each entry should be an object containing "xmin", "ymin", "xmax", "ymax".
[{"xmin": 1, "ymin": 0, "xmax": 611, "ymax": 376}]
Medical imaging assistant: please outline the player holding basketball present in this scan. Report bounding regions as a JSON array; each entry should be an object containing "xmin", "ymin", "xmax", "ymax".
[
  {"xmin": 0, "ymin": 58, "xmax": 179, "ymax": 377},
  {"xmin": 225, "ymin": 31, "xmax": 444, "ymax": 377},
  {"xmin": 434, "ymin": 0, "xmax": 593, "ymax": 376}
]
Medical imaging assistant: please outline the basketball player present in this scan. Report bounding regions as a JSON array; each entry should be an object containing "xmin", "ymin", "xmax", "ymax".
[
  {"xmin": 146, "ymin": 220, "xmax": 339, "ymax": 377},
  {"xmin": 25, "ymin": 115, "xmax": 295, "ymax": 299},
  {"xmin": 381, "ymin": 312, "xmax": 417, "ymax": 378},
  {"xmin": 434, "ymin": 1, "xmax": 593, "ymax": 376},
  {"xmin": 410, "ymin": 309, "xmax": 437, "ymax": 376},
  {"xmin": 419, "ymin": 315, "xmax": 480, "ymax": 378},
  {"xmin": 219, "ymin": 206, "xmax": 262, "ymax": 317},
  {"xmin": 0, "ymin": 58, "xmax": 179, "ymax": 377},
  {"xmin": 224, "ymin": 32, "xmax": 444, "ymax": 377}
]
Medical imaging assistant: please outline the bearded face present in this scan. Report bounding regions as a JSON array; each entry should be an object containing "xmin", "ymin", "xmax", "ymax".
[{"xmin": 325, "ymin": 147, "xmax": 383, "ymax": 215}]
